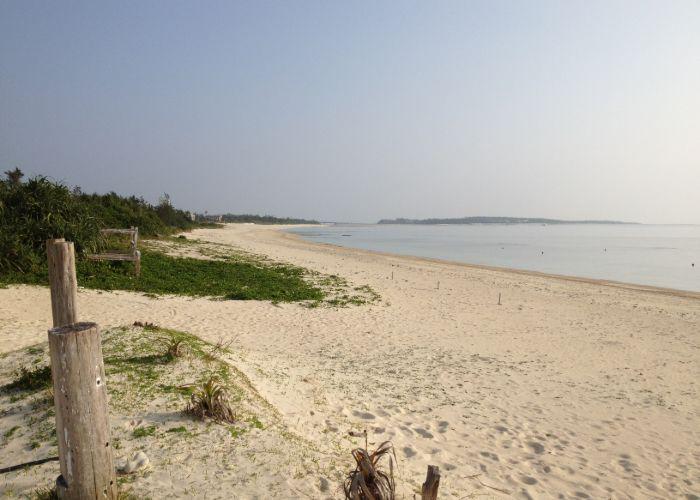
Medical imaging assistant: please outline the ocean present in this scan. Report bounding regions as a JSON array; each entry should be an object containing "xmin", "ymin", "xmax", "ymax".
[{"xmin": 288, "ymin": 223, "xmax": 700, "ymax": 293}]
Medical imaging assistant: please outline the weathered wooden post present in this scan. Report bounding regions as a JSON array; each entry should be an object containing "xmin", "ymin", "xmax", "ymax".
[
  {"xmin": 46, "ymin": 239, "xmax": 78, "ymax": 327},
  {"xmin": 133, "ymin": 250, "xmax": 141, "ymax": 277},
  {"xmin": 49, "ymin": 322, "xmax": 117, "ymax": 499},
  {"xmin": 46, "ymin": 239, "xmax": 116, "ymax": 499},
  {"xmin": 421, "ymin": 465, "xmax": 440, "ymax": 500},
  {"xmin": 130, "ymin": 227, "xmax": 141, "ymax": 277}
]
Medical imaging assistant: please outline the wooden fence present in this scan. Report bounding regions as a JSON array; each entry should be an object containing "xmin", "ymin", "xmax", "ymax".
[{"xmin": 87, "ymin": 227, "xmax": 141, "ymax": 276}]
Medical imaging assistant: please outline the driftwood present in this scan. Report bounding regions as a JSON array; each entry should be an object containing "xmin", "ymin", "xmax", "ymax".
[
  {"xmin": 421, "ymin": 465, "xmax": 440, "ymax": 500},
  {"xmin": 0, "ymin": 456, "xmax": 59, "ymax": 475}
]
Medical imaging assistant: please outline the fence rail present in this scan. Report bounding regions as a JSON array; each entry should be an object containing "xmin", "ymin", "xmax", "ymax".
[{"xmin": 87, "ymin": 226, "xmax": 141, "ymax": 275}]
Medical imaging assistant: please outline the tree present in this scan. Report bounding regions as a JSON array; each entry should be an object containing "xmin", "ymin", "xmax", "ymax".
[
  {"xmin": 158, "ymin": 192, "xmax": 172, "ymax": 207},
  {"xmin": 4, "ymin": 167, "xmax": 24, "ymax": 185}
]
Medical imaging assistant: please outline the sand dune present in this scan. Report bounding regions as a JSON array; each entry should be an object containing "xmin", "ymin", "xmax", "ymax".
[{"xmin": 1, "ymin": 223, "xmax": 698, "ymax": 498}]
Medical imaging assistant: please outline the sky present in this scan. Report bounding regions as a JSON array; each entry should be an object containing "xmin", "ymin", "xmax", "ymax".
[{"xmin": 1, "ymin": 1, "xmax": 699, "ymax": 224}]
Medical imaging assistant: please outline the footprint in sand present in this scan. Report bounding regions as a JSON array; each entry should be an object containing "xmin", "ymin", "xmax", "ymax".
[
  {"xmin": 415, "ymin": 428, "xmax": 434, "ymax": 439},
  {"xmin": 352, "ymin": 410, "xmax": 375, "ymax": 420},
  {"xmin": 403, "ymin": 446, "xmax": 417, "ymax": 458},
  {"xmin": 480, "ymin": 451, "xmax": 500, "ymax": 461},
  {"xmin": 527, "ymin": 441, "xmax": 545, "ymax": 454},
  {"xmin": 437, "ymin": 421, "xmax": 449, "ymax": 433}
]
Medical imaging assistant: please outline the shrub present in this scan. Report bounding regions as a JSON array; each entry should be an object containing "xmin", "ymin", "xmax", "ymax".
[
  {"xmin": 0, "ymin": 171, "xmax": 199, "ymax": 274},
  {"xmin": 0, "ymin": 175, "xmax": 101, "ymax": 273}
]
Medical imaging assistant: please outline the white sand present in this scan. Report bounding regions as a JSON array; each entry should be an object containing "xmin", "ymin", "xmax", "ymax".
[{"xmin": 1, "ymin": 223, "xmax": 699, "ymax": 498}]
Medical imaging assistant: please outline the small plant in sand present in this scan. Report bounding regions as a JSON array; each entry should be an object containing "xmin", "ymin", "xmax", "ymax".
[
  {"xmin": 185, "ymin": 377, "xmax": 236, "ymax": 423},
  {"xmin": 156, "ymin": 336, "xmax": 189, "ymax": 360},
  {"xmin": 32, "ymin": 487, "xmax": 58, "ymax": 500},
  {"xmin": 344, "ymin": 440, "xmax": 396, "ymax": 500}
]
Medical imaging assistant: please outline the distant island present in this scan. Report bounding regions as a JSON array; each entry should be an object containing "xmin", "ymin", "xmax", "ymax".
[
  {"xmin": 198, "ymin": 213, "xmax": 319, "ymax": 225},
  {"xmin": 377, "ymin": 216, "xmax": 635, "ymax": 225}
]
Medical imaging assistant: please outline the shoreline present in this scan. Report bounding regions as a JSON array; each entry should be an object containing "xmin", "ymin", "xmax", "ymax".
[
  {"xmin": 278, "ymin": 226, "xmax": 700, "ymax": 300},
  {"xmin": 1, "ymin": 223, "xmax": 698, "ymax": 498}
]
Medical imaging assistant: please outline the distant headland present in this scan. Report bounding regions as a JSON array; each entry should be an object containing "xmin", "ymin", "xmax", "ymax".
[
  {"xmin": 377, "ymin": 216, "xmax": 636, "ymax": 225},
  {"xmin": 199, "ymin": 213, "xmax": 319, "ymax": 225}
]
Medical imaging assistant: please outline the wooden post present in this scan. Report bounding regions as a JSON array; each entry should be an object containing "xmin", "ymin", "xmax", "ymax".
[
  {"xmin": 130, "ymin": 226, "xmax": 138, "ymax": 252},
  {"xmin": 134, "ymin": 250, "xmax": 141, "ymax": 277},
  {"xmin": 48, "ymin": 322, "xmax": 117, "ymax": 499},
  {"xmin": 131, "ymin": 227, "xmax": 140, "ymax": 277},
  {"xmin": 46, "ymin": 239, "xmax": 78, "ymax": 327},
  {"xmin": 498, "ymin": 292, "xmax": 501, "ymax": 305},
  {"xmin": 421, "ymin": 465, "xmax": 441, "ymax": 500}
]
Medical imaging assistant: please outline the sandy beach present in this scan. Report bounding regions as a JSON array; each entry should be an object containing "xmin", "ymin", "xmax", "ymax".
[{"xmin": 1, "ymin": 223, "xmax": 699, "ymax": 498}]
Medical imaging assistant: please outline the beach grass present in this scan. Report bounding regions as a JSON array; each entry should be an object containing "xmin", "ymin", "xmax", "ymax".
[
  {"xmin": 0, "ymin": 236, "xmax": 380, "ymax": 306},
  {"xmin": 1, "ymin": 249, "xmax": 325, "ymax": 302},
  {"xmin": 1, "ymin": 324, "xmax": 272, "ymax": 499}
]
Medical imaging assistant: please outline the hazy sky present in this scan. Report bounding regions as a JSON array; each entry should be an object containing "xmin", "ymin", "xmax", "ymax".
[{"xmin": 1, "ymin": 1, "xmax": 699, "ymax": 223}]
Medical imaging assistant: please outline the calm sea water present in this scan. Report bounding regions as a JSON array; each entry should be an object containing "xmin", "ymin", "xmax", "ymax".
[{"xmin": 288, "ymin": 224, "xmax": 700, "ymax": 292}]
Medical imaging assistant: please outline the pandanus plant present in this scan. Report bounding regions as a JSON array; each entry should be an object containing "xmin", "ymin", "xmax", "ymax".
[
  {"xmin": 185, "ymin": 377, "xmax": 236, "ymax": 423},
  {"xmin": 344, "ymin": 440, "xmax": 396, "ymax": 500}
]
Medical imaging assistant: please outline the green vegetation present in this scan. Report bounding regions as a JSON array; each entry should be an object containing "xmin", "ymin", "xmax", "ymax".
[
  {"xmin": 32, "ymin": 488, "xmax": 59, "ymax": 500},
  {"xmin": 79, "ymin": 191, "xmax": 196, "ymax": 236},
  {"xmin": 3, "ymin": 425, "xmax": 19, "ymax": 439},
  {"xmin": 186, "ymin": 377, "xmax": 236, "ymax": 423},
  {"xmin": 1, "ymin": 250, "xmax": 325, "ymax": 302},
  {"xmin": 0, "ymin": 169, "xmax": 207, "ymax": 275},
  {"xmin": 132, "ymin": 425, "xmax": 157, "ymax": 438},
  {"xmin": 0, "ymin": 174, "xmax": 102, "ymax": 273},
  {"xmin": 166, "ymin": 426, "xmax": 189, "ymax": 434},
  {"xmin": 100, "ymin": 324, "xmax": 244, "ymax": 411},
  {"xmin": 218, "ymin": 213, "xmax": 319, "ymax": 224},
  {"xmin": 1, "ymin": 169, "xmax": 379, "ymax": 306},
  {"xmin": 2, "ymin": 325, "xmax": 329, "ymax": 498}
]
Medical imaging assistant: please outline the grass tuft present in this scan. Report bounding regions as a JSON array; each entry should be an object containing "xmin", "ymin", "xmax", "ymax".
[
  {"xmin": 185, "ymin": 377, "xmax": 236, "ymax": 423},
  {"xmin": 132, "ymin": 425, "xmax": 157, "ymax": 438},
  {"xmin": 32, "ymin": 487, "xmax": 141, "ymax": 500},
  {"xmin": 32, "ymin": 487, "xmax": 58, "ymax": 500}
]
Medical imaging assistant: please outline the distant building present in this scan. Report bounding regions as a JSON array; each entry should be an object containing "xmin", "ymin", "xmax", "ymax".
[{"xmin": 200, "ymin": 214, "xmax": 223, "ymax": 223}]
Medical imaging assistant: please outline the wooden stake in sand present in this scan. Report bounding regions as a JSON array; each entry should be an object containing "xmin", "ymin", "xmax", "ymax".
[
  {"xmin": 46, "ymin": 240, "xmax": 116, "ymax": 498},
  {"xmin": 46, "ymin": 239, "xmax": 78, "ymax": 327},
  {"xmin": 498, "ymin": 292, "xmax": 501, "ymax": 305},
  {"xmin": 421, "ymin": 465, "xmax": 441, "ymax": 500},
  {"xmin": 48, "ymin": 322, "xmax": 117, "ymax": 499}
]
